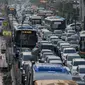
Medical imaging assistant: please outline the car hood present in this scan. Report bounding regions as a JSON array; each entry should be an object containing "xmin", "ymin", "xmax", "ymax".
[
  {"xmin": 79, "ymin": 74, "xmax": 85, "ymax": 80},
  {"xmin": 72, "ymin": 66, "xmax": 77, "ymax": 71},
  {"xmin": 70, "ymin": 44, "xmax": 79, "ymax": 47},
  {"xmin": 71, "ymin": 66, "xmax": 78, "ymax": 75}
]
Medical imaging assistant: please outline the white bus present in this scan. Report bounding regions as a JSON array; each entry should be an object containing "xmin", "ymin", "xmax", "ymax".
[{"xmin": 44, "ymin": 16, "xmax": 66, "ymax": 32}]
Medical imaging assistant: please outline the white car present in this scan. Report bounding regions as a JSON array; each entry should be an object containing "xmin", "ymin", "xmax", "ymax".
[
  {"xmin": 61, "ymin": 47, "xmax": 77, "ymax": 59},
  {"xmin": 49, "ymin": 35, "xmax": 59, "ymax": 41},
  {"xmin": 77, "ymin": 65, "xmax": 85, "ymax": 80},
  {"xmin": 64, "ymin": 54, "xmax": 81, "ymax": 68},
  {"xmin": 71, "ymin": 58, "xmax": 85, "ymax": 75}
]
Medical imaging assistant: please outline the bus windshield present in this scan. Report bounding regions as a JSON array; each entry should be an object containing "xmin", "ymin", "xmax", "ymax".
[
  {"xmin": 14, "ymin": 30, "xmax": 38, "ymax": 48},
  {"xmin": 32, "ymin": 19, "xmax": 42, "ymax": 24},
  {"xmin": 51, "ymin": 21, "xmax": 66, "ymax": 30}
]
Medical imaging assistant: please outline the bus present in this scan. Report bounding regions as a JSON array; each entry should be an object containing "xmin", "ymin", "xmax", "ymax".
[
  {"xmin": 79, "ymin": 31, "xmax": 85, "ymax": 54},
  {"xmin": 44, "ymin": 16, "xmax": 66, "ymax": 32},
  {"xmin": 29, "ymin": 15, "xmax": 42, "ymax": 25},
  {"xmin": 37, "ymin": 10, "xmax": 54, "ymax": 19},
  {"xmin": 13, "ymin": 24, "xmax": 38, "ymax": 49}
]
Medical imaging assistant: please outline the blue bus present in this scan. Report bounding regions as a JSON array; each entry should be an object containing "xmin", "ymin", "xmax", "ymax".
[{"xmin": 13, "ymin": 24, "xmax": 38, "ymax": 49}]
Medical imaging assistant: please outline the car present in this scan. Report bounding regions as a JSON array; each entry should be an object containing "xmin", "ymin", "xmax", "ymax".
[
  {"xmin": 20, "ymin": 61, "xmax": 32, "ymax": 85},
  {"xmin": 33, "ymin": 63, "xmax": 70, "ymax": 74},
  {"xmin": 70, "ymin": 41, "xmax": 80, "ymax": 51},
  {"xmin": 54, "ymin": 30, "xmax": 62, "ymax": 38},
  {"xmin": 40, "ymin": 49, "xmax": 53, "ymax": 58},
  {"xmin": 61, "ymin": 33, "xmax": 66, "ymax": 40},
  {"xmin": 36, "ymin": 40, "xmax": 51, "ymax": 48},
  {"xmin": 49, "ymin": 60, "xmax": 63, "ymax": 65},
  {"xmin": 71, "ymin": 58, "xmax": 85, "ymax": 75},
  {"xmin": 65, "ymin": 36, "xmax": 78, "ymax": 42},
  {"xmin": 61, "ymin": 48, "xmax": 77, "ymax": 59},
  {"xmin": 39, "ymin": 43, "xmax": 55, "ymax": 51},
  {"xmin": 61, "ymin": 33, "xmax": 74, "ymax": 41},
  {"xmin": 66, "ymin": 30, "xmax": 76, "ymax": 34},
  {"xmin": 58, "ymin": 43, "xmax": 70, "ymax": 56},
  {"xmin": 67, "ymin": 23, "xmax": 81, "ymax": 31},
  {"xmin": 51, "ymin": 39, "xmax": 62, "ymax": 47},
  {"xmin": 76, "ymin": 65, "xmax": 85, "ymax": 81},
  {"xmin": 45, "ymin": 55, "xmax": 61, "ymax": 62},
  {"xmin": 40, "ymin": 29, "xmax": 52, "ymax": 40},
  {"xmin": 49, "ymin": 35, "xmax": 59, "ymax": 41},
  {"xmin": 40, "ymin": 49, "xmax": 53, "ymax": 55},
  {"xmin": 41, "ymin": 52, "xmax": 54, "ymax": 59},
  {"xmin": 32, "ymin": 63, "xmax": 72, "ymax": 81},
  {"xmin": 19, "ymin": 52, "xmax": 34, "ymax": 68},
  {"xmin": 56, "ymin": 41, "xmax": 65, "ymax": 50},
  {"xmin": 60, "ymin": 45, "xmax": 71, "ymax": 57},
  {"xmin": 63, "ymin": 53, "xmax": 81, "ymax": 68},
  {"xmin": 71, "ymin": 34, "xmax": 80, "ymax": 40},
  {"xmin": 45, "ymin": 33, "xmax": 55, "ymax": 40}
]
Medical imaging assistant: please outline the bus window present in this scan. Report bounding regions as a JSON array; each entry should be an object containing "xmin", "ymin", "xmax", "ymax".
[
  {"xmin": 45, "ymin": 16, "xmax": 66, "ymax": 31},
  {"xmin": 15, "ymin": 30, "xmax": 37, "ymax": 48}
]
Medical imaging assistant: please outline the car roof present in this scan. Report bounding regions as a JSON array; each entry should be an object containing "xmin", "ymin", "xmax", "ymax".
[
  {"xmin": 41, "ymin": 49, "xmax": 52, "ymax": 52},
  {"xmin": 41, "ymin": 43, "xmax": 53, "ymax": 45},
  {"xmin": 46, "ymin": 55, "xmax": 60, "ymax": 58},
  {"xmin": 22, "ymin": 52, "xmax": 32, "ymax": 55},
  {"xmin": 63, "ymin": 48, "xmax": 75, "ymax": 50},
  {"xmin": 42, "ymin": 52, "xmax": 54, "ymax": 55},
  {"xmin": 41, "ymin": 29, "xmax": 50, "ymax": 32},
  {"xmin": 73, "ymin": 58, "xmax": 85, "ymax": 62},
  {"xmin": 49, "ymin": 60, "xmax": 62, "ymax": 64},
  {"xmin": 47, "ymin": 56, "xmax": 60, "ymax": 59},
  {"xmin": 60, "ymin": 43, "xmax": 70, "ymax": 45},
  {"xmin": 78, "ymin": 65, "xmax": 85, "ymax": 68},
  {"xmin": 50, "ymin": 36, "xmax": 58, "ymax": 39},
  {"xmin": 67, "ymin": 53, "xmax": 80, "ymax": 57}
]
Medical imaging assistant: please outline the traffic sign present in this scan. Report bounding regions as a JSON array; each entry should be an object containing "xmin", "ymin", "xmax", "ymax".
[
  {"xmin": 2, "ymin": 30, "xmax": 12, "ymax": 37},
  {"xmin": 3, "ymin": 21, "xmax": 8, "ymax": 27}
]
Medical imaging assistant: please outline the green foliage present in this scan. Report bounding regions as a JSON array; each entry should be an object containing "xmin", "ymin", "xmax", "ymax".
[{"xmin": 79, "ymin": 53, "xmax": 85, "ymax": 58}]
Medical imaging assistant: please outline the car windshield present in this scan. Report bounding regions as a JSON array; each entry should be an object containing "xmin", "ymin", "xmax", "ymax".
[
  {"xmin": 49, "ymin": 58, "xmax": 60, "ymax": 60},
  {"xmin": 23, "ymin": 55, "xmax": 32, "ymax": 61},
  {"xmin": 74, "ymin": 61, "xmax": 85, "ymax": 66},
  {"xmin": 70, "ymin": 41, "xmax": 78, "ymax": 44},
  {"xmin": 64, "ymin": 49, "xmax": 76, "ymax": 53},
  {"xmin": 67, "ymin": 56, "xmax": 80, "ymax": 61},
  {"xmin": 68, "ymin": 31, "xmax": 75, "ymax": 33},
  {"xmin": 79, "ymin": 68, "xmax": 85, "ymax": 73}
]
